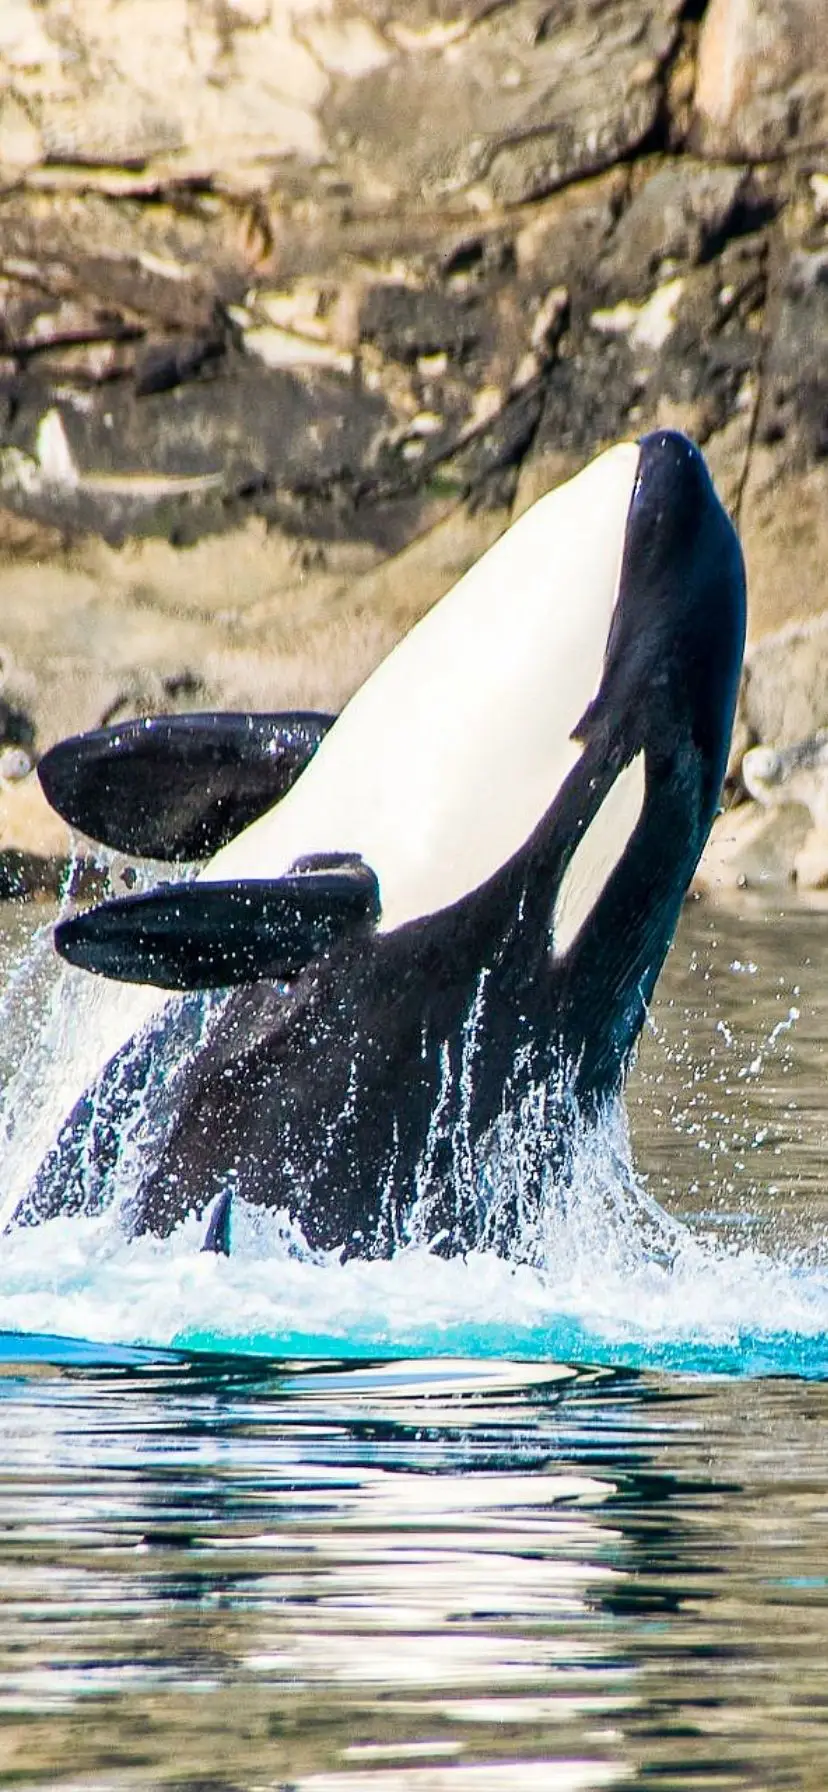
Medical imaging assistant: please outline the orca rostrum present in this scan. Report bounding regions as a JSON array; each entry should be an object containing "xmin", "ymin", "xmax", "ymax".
[{"xmin": 19, "ymin": 430, "xmax": 746, "ymax": 1258}]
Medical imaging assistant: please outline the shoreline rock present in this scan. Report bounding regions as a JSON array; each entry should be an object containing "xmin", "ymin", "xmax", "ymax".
[{"xmin": 0, "ymin": 0, "xmax": 825, "ymax": 893}]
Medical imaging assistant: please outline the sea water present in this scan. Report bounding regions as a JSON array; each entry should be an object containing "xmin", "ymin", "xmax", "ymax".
[{"xmin": 2, "ymin": 897, "xmax": 828, "ymax": 1790}]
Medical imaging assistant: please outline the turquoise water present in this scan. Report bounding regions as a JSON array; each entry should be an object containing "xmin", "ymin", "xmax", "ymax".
[{"xmin": 1, "ymin": 898, "xmax": 828, "ymax": 1787}]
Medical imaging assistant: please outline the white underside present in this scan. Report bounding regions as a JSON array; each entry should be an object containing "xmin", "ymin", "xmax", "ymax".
[
  {"xmin": 204, "ymin": 442, "xmax": 641, "ymax": 932},
  {"xmin": 19, "ymin": 441, "xmax": 643, "ymax": 1169}
]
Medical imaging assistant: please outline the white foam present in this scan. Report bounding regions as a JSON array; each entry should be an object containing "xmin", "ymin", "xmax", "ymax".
[
  {"xmin": 0, "ymin": 1085, "xmax": 825, "ymax": 1373},
  {"xmin": 2, "ymin": 894, "xmax": 827, "ymax": 1378},
  {"xmin": 0, "ymin": 877, "xmax": 186, "ymax": 1228}
]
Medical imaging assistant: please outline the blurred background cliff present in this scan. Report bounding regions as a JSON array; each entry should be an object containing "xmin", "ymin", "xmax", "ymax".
[{"xmin": 0, "ymin": 0, "xmax": 826, "ymax": 889}]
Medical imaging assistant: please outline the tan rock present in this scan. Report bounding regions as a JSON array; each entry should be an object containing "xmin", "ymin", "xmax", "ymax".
[
  {"xmin": 0, "ymin": 488, "xmax": 506, "ymax": 752},
  {"xmin": 741, "ymin": 615, "xmax": 828, "ymax": 749},
  {"xmin": 742, "ymin": 735, "xmax": 828, "ymax": 827},
  {"xmin": 0, "ymin": 93, "xmax": 42, "ymax": 171},
  {"xmin": 241, "ymin": 324, "xmax": 354, "ymax": 374},
  {"xmin": 693, "ymin": 0, "xmax": 828, "ymax": 160},
  {"xmin": 694, "ymin": 799, "xmax": 812, "ymax": 893},
  {"xmin": 299, "ymin": 14, "xmax": 392, "ymax": 77},
  {"xmin": 0, "ymin": 0, "xmax": 63, "ymax": 76},
  {"xmin": 741, "ymin": 457, "xmax": 828, "ymax": 643},
  {"xmin": 794, "ymin": 825, "xmax": 828, "ymax": 888},
  {"xmin": 0, "ymin": 766, "xmax": 69, "ymax": 861},
  {"xmin": 594, "ymin": 158, "xmax": 750, "ymax": 301},
  {"xmin": 323, "ymin": 0, "xmax": 683, "ymax": 206},
  {"xmin": 4, "ymin": 0, "xmax": 327, "ymax": 183},
  {"xmin": 701, "ymin": 395, "xmax": 757, "ymax": 518},
  {"xmin": 737, "ymin": 225, "xmax": 828, "ymax": 641}
]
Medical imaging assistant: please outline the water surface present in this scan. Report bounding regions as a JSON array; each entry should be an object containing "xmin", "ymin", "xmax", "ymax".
[{"xmin": 0, "ymin": 898, "xmax": 827, "ymax": 1787}]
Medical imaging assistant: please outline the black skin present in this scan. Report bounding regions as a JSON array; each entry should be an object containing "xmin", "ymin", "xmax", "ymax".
[
  {"xmin": 20, "ymin": 432, "xmax": 746, "ymax": 1259},
  {"xmin": 55, "ymin": 861, "xmax": 382, "ymax": 989},
  {"xmin": 38, "ymin": 711, "xmax": 335, "ymax": 861}
]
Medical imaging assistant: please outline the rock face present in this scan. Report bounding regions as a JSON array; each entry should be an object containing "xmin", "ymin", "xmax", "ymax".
[
  {"xmin": 0, "ymin": 0, "xmax": 826, "ymax": 886},
  {"xmin": 324, "ymin": 0, "xmax": 684, "ymax": 206},
  {"xmin": 693, "ymin": 0, "xmax": 828, "ymax": 162}
]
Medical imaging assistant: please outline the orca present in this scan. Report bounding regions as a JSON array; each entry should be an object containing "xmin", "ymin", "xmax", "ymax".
[{"xmin": 17, "ymin": 430, "xmax": 746, "ymax": 1258}]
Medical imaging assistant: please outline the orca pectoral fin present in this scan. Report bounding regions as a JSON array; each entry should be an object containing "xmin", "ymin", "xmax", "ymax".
[
  {"xmin": 54, "ymin": 863, "xmax": 381, "ymax": 990},
  {"xmin": 38, "ymin": 710, "xmax": 336, "ymax": 861}
]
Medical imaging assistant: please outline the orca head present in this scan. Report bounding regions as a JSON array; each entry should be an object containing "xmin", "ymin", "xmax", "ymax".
[
  {"xmin": 201, "ymin": 439, "xmax": 644, "ymax": 933},
  {"xmin": 577, "ymin": 429, "xmax": 746, "ymax": 826},
  {"xmin": 545, "ymin": 429, "xmax": 746, "ymax": 1096},
  {"xmin": 182, "ymin": 432, "xmax": 743, "ymax": 1004}
]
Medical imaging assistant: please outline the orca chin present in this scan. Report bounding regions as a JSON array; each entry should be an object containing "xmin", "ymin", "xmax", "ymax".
[{"xmin": 17, "ymin": 430, "xmax": 746, "ymax": 1260}]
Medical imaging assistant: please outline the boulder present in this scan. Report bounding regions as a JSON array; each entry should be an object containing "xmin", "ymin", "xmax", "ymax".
[
  {"xmin": 741, "ymin": 626, "xmax": 828, "ymax": 753},
  {"xmin": 323, "ymin": 0, "xmax": 683, "ymax": 207},
  {"xmin": 693, "ymin": 0, "xmax": 828, "ymax": 162},
  {"xmin": 694, "ymin": 799, "xmax": 812, "ymax": 893},
  {"xmin": 740, "ymin": 233, "xmax": 828, "ymax": 640}
]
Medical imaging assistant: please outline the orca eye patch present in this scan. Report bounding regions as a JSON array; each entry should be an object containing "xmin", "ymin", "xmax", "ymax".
[{"xmin": 550, "ymin": 753, "xmax": 646, "ymax": 959}]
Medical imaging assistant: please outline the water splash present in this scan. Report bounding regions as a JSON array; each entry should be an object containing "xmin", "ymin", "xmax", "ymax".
[
  {"xmin": 1, "ymin": 896, "xmax": 828, "ymax": 1378},
  {"xmin": 0, "ymin": 1133, "xmax": 826, "ymax": 1376}
]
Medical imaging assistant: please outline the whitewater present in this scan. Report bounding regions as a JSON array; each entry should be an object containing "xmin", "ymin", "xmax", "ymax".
[{"xmin": 0, "ymin": 888, "xmax": 826, "ymax": 1379}]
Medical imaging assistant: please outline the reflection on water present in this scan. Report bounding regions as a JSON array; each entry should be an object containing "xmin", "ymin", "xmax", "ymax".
[
  {"xmin": 0, "ymin": 898, "xmax": 827, "ymax": 1786},
  {"xmin": 632, "ymin": 896, "xmax": 828, "ymax": 1257},
  {"xmin": 2, "ymin": 1351, "xmax": 828, "ymax": 1789}
]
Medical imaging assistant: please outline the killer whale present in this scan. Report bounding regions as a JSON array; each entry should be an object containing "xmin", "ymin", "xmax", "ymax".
[{"xmin": 18, "ymin": 430, "xmax": 746, "ymax": 1257}]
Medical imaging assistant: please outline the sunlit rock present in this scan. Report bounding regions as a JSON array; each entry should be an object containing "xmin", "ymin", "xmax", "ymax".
[{"xmin": 693, "ymin": 0, "xmax": 828, "ymax": 161}]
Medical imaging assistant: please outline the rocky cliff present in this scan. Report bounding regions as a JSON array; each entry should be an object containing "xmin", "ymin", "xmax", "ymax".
[{"xmin": 0, "ymin": 0, "xmax": 826, "ymax": 890}]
